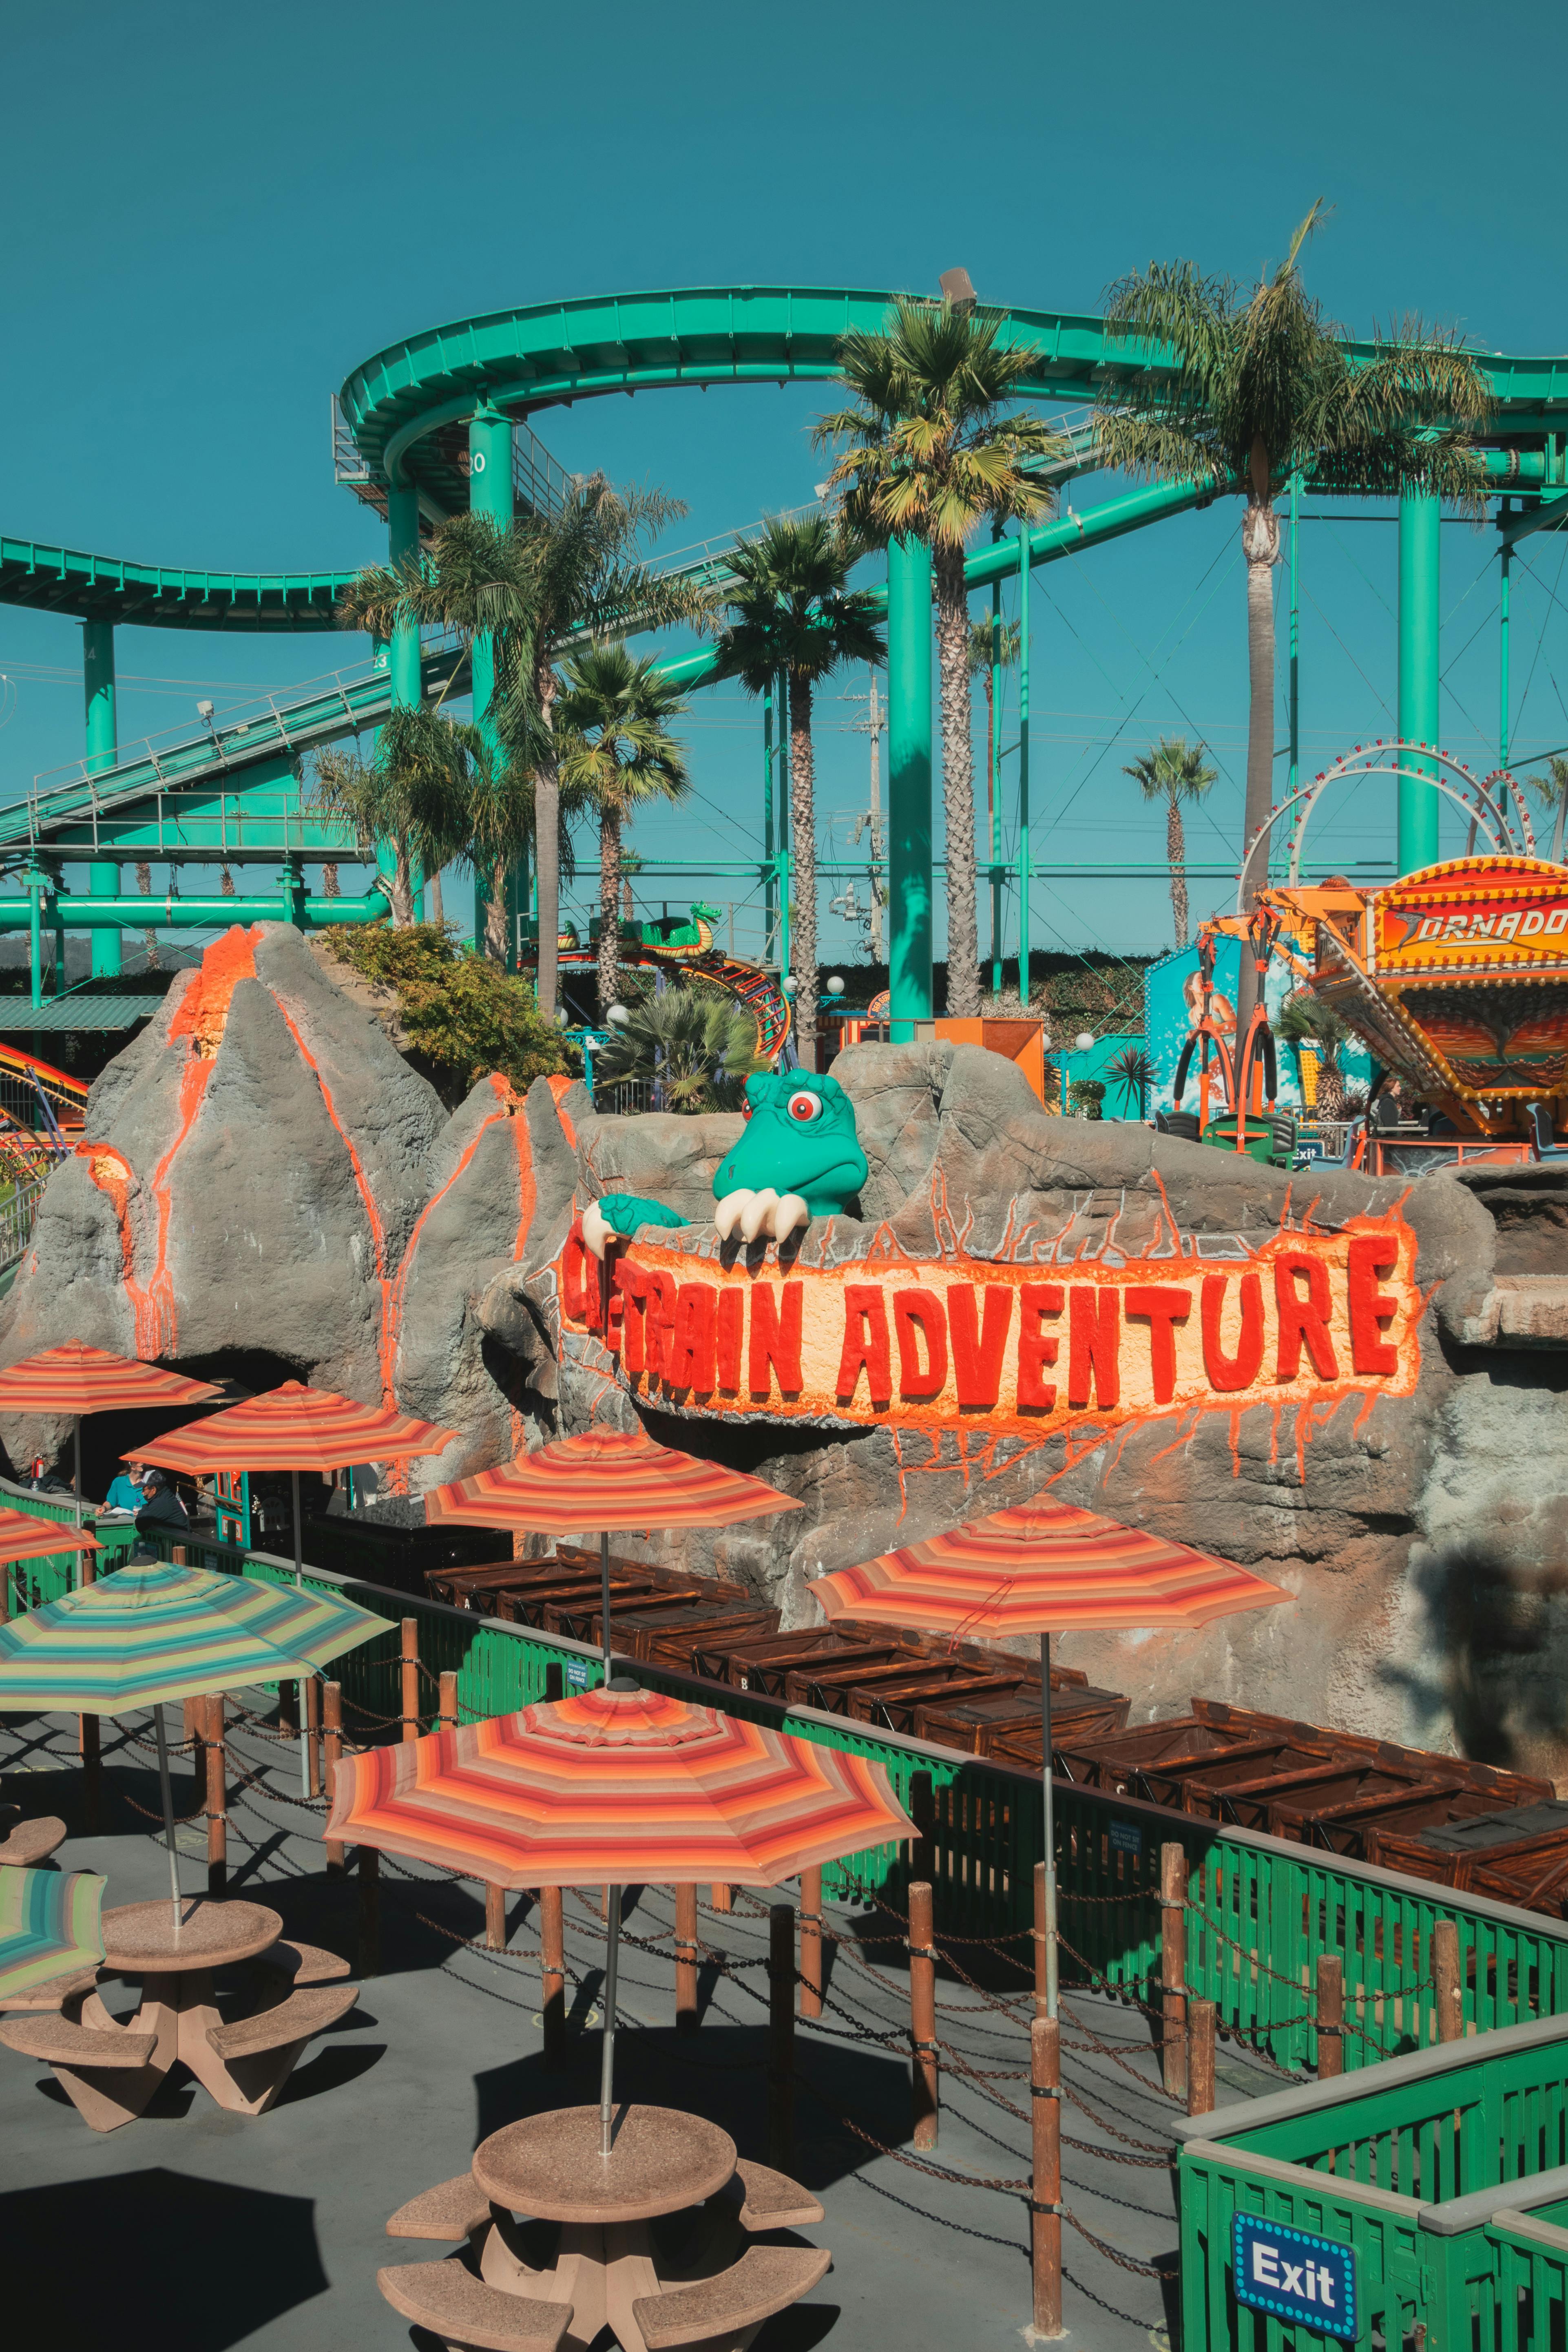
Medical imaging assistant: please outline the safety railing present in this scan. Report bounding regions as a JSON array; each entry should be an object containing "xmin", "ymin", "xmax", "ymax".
[
  {"xmin": 0, "ymin": 1175, "xmax": 46, "ymax": 1275},
  {"xmin": 1174, "ymin": 2013, "xmax": 1568, "ymax": 2351},
  {"xmin": 0, "ymin": 1474, "xmax": 139, "ymax": 1612},
  {"xmin": 106, "ymin": 1521, "xmax": 1568, "ymax": 2084}
]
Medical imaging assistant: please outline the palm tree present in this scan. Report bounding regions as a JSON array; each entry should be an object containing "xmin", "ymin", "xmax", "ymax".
[
  {"xmin": 592, "ymin": 985, "xmax": 763, "ymax": 1113},
  {"xmin": 816, "ymin": 299, "xmax": 1067, "ymax": 1016},
  {"xmin": 312, "ymin": 706, "xmax": 475, "ymax": 927},
  {"xmin": 708, "ymin": 515, "xmax": 885, "ymax": 1068},
  {"xmin": 1121, "ymin": 736, "xmax": 1218, "ymax": 949},
  {"xmin": 338, "ymin": 481, "xmax": 712, "ymax": 995},
  {"xmin": 967, "ymin": 614, "xmax": 1021, "ymax": 862},
  {"xmin": 1093, "ymin": 203, "xmax": 1493, "ymax": 1022},
  {"xmin": 1276, "ymin": 989, "xmax": 1354, "ymax": 1121},
  {"xmin": 1529, "ymin": 755, "xmax": 1568, "ymax": 864},
  {"xmin": 554, "ymin": 647, "xmax": 691, "ymax": 1014}
]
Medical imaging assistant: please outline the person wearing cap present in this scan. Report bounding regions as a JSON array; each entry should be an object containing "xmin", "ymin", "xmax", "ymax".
[{"xmin": 135, "ymin": 1467, "xmax": 191, "ymax": 1539}]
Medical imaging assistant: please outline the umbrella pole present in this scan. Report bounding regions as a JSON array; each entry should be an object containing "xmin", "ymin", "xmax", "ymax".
[
  {"xmin": 73, "ymin": 1417, "xmax": 82, "ymax": 1535},
  {"xmin": 154, "ymin": 1706, "xmax": 184, "ymax": 1932},
  {"xmin": 599, "ymin": 1885, "xmax": 622, "ymax": 2158},
  {"xmin": 599, "ymin": 1529, "xmax": 612, "ymax": 1679},
  {"xmin": 292, "ymin": 1469, "xmax": 308, "ymax": 1798},
  {"xmin": 1040, "ymin": 1632, "xmax": 1058, "ymax": 2020}
]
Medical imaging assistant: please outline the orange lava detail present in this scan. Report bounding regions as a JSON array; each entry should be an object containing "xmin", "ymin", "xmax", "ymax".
[
  {"xmin": 167, "ymin": 925, "xmax": 262, "ymax": 1055},
  {"xmin": 546, "ymin": 1074, "xmax": 577, "ymax": 1148}
]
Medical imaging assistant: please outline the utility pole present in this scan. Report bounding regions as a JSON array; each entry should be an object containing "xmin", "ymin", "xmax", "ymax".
[{"xmin": 847, "ymin": 670, "xmax": 888, "ymax": 961}]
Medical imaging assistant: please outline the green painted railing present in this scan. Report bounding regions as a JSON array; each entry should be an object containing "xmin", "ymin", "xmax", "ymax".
[
  {"xmin": 1174, "ymin": 2014, "xmax": 1568, "ymax": 2351},
  {"xmin": 0, "ymin": 1476, "xmax": 139, "ymax": 1614}
]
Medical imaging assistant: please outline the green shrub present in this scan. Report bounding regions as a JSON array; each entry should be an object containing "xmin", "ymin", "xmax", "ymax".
[
  {"xmin": 1067, "ymin": 1077, "xmax": 1106, "ymax": 1120},
  {"xmin": 323, "ymin": 922, "xmax": 569, "ymax": 1097}
]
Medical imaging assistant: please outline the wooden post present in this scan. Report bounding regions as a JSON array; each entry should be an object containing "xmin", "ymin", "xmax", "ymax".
[
  {"xmin": 359, "ymin": 1845, "xmax": 380, "ymax": 1977},
  {"xmin": 205, "ymin": 1693, "xmax": 227, "ymax": 1896},
  {"xmin": 485, "ymin": 1883, "xmax": 507, "ymax": 1952},
  {"xmin": 1317, "ymin": 1953, "xmax": 1345, "ymax": 2079},
  {"xmin": 323, "ymin": 1681, "xmax": 345, "ymax": 1874},
  {"xmin": 675, "ymin": 1883, "xmax": 699, "ymax": 2032},
  {"xmin": 1433, "ymin": 1919, "xmax": 1463, "ymax": 2043},
  {"xmin": 909, "ymin": 1768, "xmax": 935, "ymax": 1887},
  {"xmin": 909, "ymin": 1878, "xmax": 939, "ymax": 2150},
  {"xmin": 400, "ymin": 1617, "xmax": 419, "ymax": 1743},
  {"xmin": 540, "ymin": 1886, "xmax": 566, "ymax": 2064},
  {"xmin": 171, "ymin": 1544, "xmax": 187, "ymax": 1567},
  {"xmin": 768, "ymin": 1902, "xmax": 795, "ymax": 2166},
  {"xmin": 1033, "ymin": 1859, "xmax": 1049, "ymax": 2017},
  {"xmin": 710, "ymin": 1883, "xmax": 732, "ymax": 1913},
  {"xmin": 304, "ymin": 1673, "xmax": 321, "ymax": 1799},
  {"xmin": 1188, "ymin": 1998, "xmax": 1216, "ymax": 2117},
  {"xmin": 1160, "ymin": 1841, "xmax": 1188, "ymax": 2100},
  {"xmin": 799, "ymin": 1864, "xmax": 823, "ymax": 2020},
  {"xmin": 438, "ymin": 1669, "xmax": 458, "ymax": 1729},
  {"xmin": 1031, "ymin": 2014, "xmax": 1064, "ymax": 2339}
]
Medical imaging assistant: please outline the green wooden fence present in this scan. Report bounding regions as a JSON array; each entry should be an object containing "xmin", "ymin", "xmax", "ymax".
[
  {"xmin": 1175, "ymin": 2014, "xmax": 1568, "ymax": 2350},
  {"xmin": 0, "ymin": 1476, "xmax": 139, "ymax": 1614},
  {"xmin": 114, "ymin": 1523, "xmax": 1568, "ymax": 2085}
]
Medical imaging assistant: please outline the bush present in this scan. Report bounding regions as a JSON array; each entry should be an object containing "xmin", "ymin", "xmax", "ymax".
[
  {"xmin": 593, "ymin": 984, "xmax": 763, "ymax": 1112},
  {"xmin": 322, "ymin": 923, "xmax": 569, "ymax": 1097},
  {"xmin": 1067, "ymin": 1078, "xmax": 1106, "ymax": 1120}
]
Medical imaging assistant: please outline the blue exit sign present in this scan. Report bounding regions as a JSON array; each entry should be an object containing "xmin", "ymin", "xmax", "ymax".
[{"xmin": 1233, "ymin": 2215, "xmax": 1356, "ymax": 2339}]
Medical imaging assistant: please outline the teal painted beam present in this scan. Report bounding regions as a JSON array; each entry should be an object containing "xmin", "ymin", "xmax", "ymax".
[
  {"xmin": 886, "ymin": 537, "xmax": 933, "ymax": 1040},
  {"xmin": 469, "ymin": 404, "xmax": 515, "ymax": 958},
  {"xmin": 387, "ymin": 482, "xmax": 422, "ymax": 712},
  {"xmin": 1398, "ymin": 487, "xmax": 1442, "ymax": 873},
  {"xmin": 10, "ymin": 891, "xmax": 390, "ymax": 929},
  {"xmin": 82, "ymin": 619, "xmax": 122, "ymax": 979}
]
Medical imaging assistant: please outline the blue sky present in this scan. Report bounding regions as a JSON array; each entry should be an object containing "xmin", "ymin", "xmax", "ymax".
[{"xmin": 4, "ymin": 0, "xmax": 1566, "ymax": 973}]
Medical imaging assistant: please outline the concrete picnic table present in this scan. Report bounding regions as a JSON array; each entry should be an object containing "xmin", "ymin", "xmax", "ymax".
[{"xmin": 381, "ymin": 2101, "xmax": 832, "ymax": 2352}]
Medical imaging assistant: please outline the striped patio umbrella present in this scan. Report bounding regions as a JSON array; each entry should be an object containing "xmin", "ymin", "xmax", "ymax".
[
  {"xmin": 424, "ymin": 1430, "xmax": 800, "ymax": 1668},
  {"xmin": 0, "ymin": 1504, "xmax": 100, "ymax": 1622},
  {"xmin": 0, "ymin": 1557, "xmax": 384, "ymax": 1928},
  {"xmin": 0, "ymin": 1864, "xmax": 106, "ymax": 2003},
  {"xmin": 0, "ymin": 1343, "xmax": 223, "ymax": 1526},
  {"xmin": 809, "ymin": 1500, "xmax": 1290, "ymax": 2016},
  {"xmin": 327, "ymin": 1681, "xmax": 914, "ymax": 2152}
]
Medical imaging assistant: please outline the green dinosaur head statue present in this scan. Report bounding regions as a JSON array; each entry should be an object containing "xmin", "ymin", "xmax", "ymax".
[{"xmin": 712, "ymin": 1069, "xmax": 868, "ymax": 1222}]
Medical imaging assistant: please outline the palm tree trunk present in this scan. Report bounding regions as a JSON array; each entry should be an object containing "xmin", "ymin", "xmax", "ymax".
[
  {"xmin": 535, "ymin": 661, "xmax": 560, "ymax": 1021},
  {"xmin": 387, "ymin": 844, "xmax": 415, "ymax": 930},
  {"xmin": 933, "ymin": 547, "xmax": 979, "ymax": 1017},
  {"xmin": 1167, "ymin": 795, "xmax": 1189, "ymax": 951},
  {"xmin": 484, "ymin": 861, "xmax": 509, "ymax": 962},
  {"xmin": 1315, "ymin": 1051, "xmax": 1346, "ymax": 1121},
  {"xmin": 789, "ymin": 674, "xmax": 818, "ymax": 1070},
  {"xmin": 1554, "ymin": 793, "xmax": 1567, "ymax": 865},
  {"xmin": 322, "ymin": 862, "xmax": 340, "ymax": 899},
  {"xmin": 137, "ymin": 860, "xmax": 157, "ymax": 970},
  {"xmin": 1239, "ymin": 441, "xmax": 1280, "ymax": 1032},
  {"xmin": 427, "ymin": 870, "xmax": 443, "ymax": 928},
  {"xmin": 598, "ymin": 803, "xmax": 623, "ymax": 1016}
]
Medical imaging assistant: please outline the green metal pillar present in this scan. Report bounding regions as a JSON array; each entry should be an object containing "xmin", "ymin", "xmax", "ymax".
[
  {"xmin": 887, "ymin": 536, "xmax": 933, "ymax": 1040},
  {"xmin": 83, "ymin": 619, "xmax": 121, "ymax": 977},
  {"xmin": 776, "ymin": 672, "xmax": 792, "ymax": 986},
  {"xmin": 1499, "ymin": 542, "xmax": 1511, "ymax": 774},
  {"xmin": 26, "ymin": 868, "xmax": 42, "ymax": 1011},
  {"xmin": 387, "ymin": 482, "xmax": 422, "ymax": 714},
  {"xmin": 1017, "ymin": 524, "xmax": 1031, "ymax": 1009},
  {"xmin": 469, "ymin": 405, "xmax": 519, "ymax": 960},
  {"xmin": 1398, "ymin": 486, "xmax": 1441, "ymax": 874},
  {"xmin": 989, "ymin": 581, "xmax": 1004, "ymax": 998}
]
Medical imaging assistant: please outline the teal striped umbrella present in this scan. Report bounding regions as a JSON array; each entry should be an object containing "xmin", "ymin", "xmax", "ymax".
[
  {"xmin": 0, "ymin": 1864, "xmax": 105, "ymax": 2001},
  {"xmin": 0, "ymin": 1559, "xmax": 384, "ymax": 1926}
]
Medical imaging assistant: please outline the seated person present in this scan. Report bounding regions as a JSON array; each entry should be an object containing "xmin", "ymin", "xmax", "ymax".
[
  {"xmin": 135, "ymin": 1468, "xmax": 190, "ymax": 1537},
  {"xmin": 102, "ymin": 1460, "xmax": 147, "ymax": 1514}
]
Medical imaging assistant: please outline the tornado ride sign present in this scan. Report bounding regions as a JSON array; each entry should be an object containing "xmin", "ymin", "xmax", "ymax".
[{"xmin": 554, "ymin": 1207, "xmax": 1420, "ymax": 1442}]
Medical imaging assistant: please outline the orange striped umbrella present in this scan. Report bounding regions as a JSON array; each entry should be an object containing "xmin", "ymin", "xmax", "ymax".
[
  {"xmin": 0, "ymin": 1344, "xmax": 223, "ymax": 1524},
  {"xmin": 811, "ymin": 1500, "xmax": 1290, "ymax": 2022},
  {"xmin": 425, "ymin": 1430, "xmax": 800, "ymax": 1669},
  {"xmin": 0, "ymin": 1507, "xmax": 100, "ymax": 1611},
  {"xmin": 136, "ymin": 1382, "xmax": 456, "ymax": 1478},
  {"xmin": 326, "ymin": 1681, "xmax": 914, "ymax": 2152}
]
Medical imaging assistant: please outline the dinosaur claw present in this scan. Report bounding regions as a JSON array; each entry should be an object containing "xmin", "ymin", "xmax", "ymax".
[
  {"xmin": 714, "ymin": 1189, "xmax": 754, "ymax": 1242},
  {"xmin": 739, "ymin": 1187, "xmax": 780, "ymax": 1243},
  {"xmin": 582, "ymin": 1201, "xmax": 613, "ymax": 1261},
  {"xmin": 771, "ymin": 1193, "xmax": 810, "ymax": 1242}
]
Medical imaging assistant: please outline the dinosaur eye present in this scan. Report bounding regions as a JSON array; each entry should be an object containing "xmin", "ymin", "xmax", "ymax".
[{"xmin": 787, "ymin": 1090, "xmax": 824, "ymax": 1123}]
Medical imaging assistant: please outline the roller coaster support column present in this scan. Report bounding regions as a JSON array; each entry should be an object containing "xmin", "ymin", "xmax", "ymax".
[
  {"xmin": 1499, "ymin": 540, "xmax": 1511, "ymax": 774},
  {"xmin": 387, "ymin": 483, "xmax": 422, "ymax": 713},
  {"xmin": 469, "ymin": 403, "xmax": 522, "ymax": 964},
  {"xmin": 82, "ymin": 620, "xmax": 122, "ymax": 979},
  {"xmin": 887, "ymin": 537, "xmax": 933, "ymax": 1041},
  {"xmin": 1287, "ymin": 472, "xmax": 1301, "ymax": 809},
  {"xmin": 1398, "ymin": 486, "xmax": 1441, "ymax": 874},
  {"xmin": 763, "ymin": 675, "xmax": 776, "ymax": 964},
  {"xmin": 989, "ymin": 579, "xmax": 1004, "ymax": 998}
]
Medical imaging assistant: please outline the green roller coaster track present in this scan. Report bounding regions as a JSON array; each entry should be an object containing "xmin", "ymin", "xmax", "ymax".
[{"xmin": 4, "ymin": 283, "xmax": 1567, "ymax": 1029}]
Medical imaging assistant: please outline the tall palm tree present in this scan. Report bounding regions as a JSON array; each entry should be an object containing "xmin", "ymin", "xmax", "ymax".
[
  {"xmin": 968, "ymin": 615, "xmax": 1021, "ymax": 974},
  {"xmin": 1121, "ymin": 736, "xmax": 1218, "ymax": 949},
  {"xmin": 554, "ymin": 647, "xmax": 691, "ymax": 1014},
  {"xmin": 708, "ymin": 515, "xmax": 885, "ymax": 1068},
  {"xmin": 312, "ymin": 706, "xmax": 476, "ymax": 927},
  {"xmin": 1529, "ymin": 755, "xmax": 1568, "ymax": 864},
  {"xmin": 338, "ymin": 480, "xmax": 712, "ymax": 995},
  {"xmin": 1093, "ymin": 203, "xmax": 1493, "ymax": 1020},
  {"xmin": 816, "ymin": 299, "xmax": 1067, "ymax": 1017}
]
